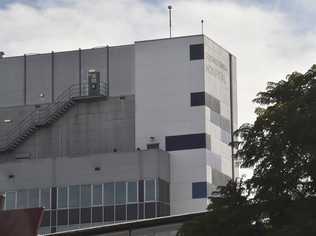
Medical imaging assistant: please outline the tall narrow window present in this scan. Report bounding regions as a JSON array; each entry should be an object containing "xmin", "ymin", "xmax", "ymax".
[
  {"xmin": 104, "ymin": 183, "xmax": 114, "ymax": 205},
  {"xmin": 127, "ymin": 181, "xmax": 137, "ymax": 203},
  {"xmin": 29, "ymin": 189, "xmax": 39, "ymax": 208},
  {"xmin": 40, "ymin": 188, "xmax": 51, "ymax": 209},
  {"xmin": 145, "ymin": 180, "xmax": 155, "ymax": 202},
  {"xmin": 5, "ymin": 192, "xmax": 16, "ymax": 210},
  {"xmin": 57, "ymin": 186, "xmax": 68, "ymax": 209},
  {"xmin": 80, "ymin": 184, "xmax": 92, "ymax": 208},
  {"xmin": 93, "ymin": 184, "xmax": 103, "ymax": 206},
  {"xmin": 115, "ymin": 182, "xmax": 126, "ymax": 205},
  {"xmin": 69, "ymin": 185, "xmax": 80, "ymax": 208},
  {"xmin": 17, "ymin": 190, "xmax": 28, "ymax": 209}
]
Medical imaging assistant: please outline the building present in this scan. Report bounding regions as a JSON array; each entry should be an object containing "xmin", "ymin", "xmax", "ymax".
[{"xmin": 0, "ymin": 34, "xmax": 237, "ymax": 234}]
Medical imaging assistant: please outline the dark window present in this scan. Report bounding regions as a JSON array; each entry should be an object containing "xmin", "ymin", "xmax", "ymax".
[
  {"xmin": 104, "ymin": 206, "xmax": 114, "ymax": 222},
  {"xmin": 145, "ymin": 202, "xmax": 156, "ymax": 219},
  {"xmin": 115, "ymin": 182, "xmax": 126, "ymax": 204},
  {"xmin": 192, "ymin": 182, "xmax": 207, "ymax": 199},
  {"xmin": 190, "ymin": 44, "xmax": 204, "ymax": 60},
  {"xmin": 17, "ymin": 190, "xmax": 27, "ymax": 209},
  {"xmin": 5, "ymin": 192, "xmax": 16, "ymax": 209},
  {"xmin": 115, "ymin": 205, "xmax": 126, "ymax": 221},
  {"xmin": 57, "ymin": 187, "xmax": 68, "ymax": 209},
  {"xmin": 127, "ymin": 181, "xmax": 138, "ymax": 203},
  {"xmin": 41, "ymin": 211, "xmax": 51, "ymax": 227},
  {"xmin": 191, "ymin": 92, "xmax": 205, "ymax": 106},
  {"xmin": 92, "ymin": 207, "xmax": 103, "ymax": 223},
  {"xmin": 127, "ymin": 204, "xmax": 138, "ymax": 220},
  {"xmin": 139, "ymin": 180, "xmax": 144, "ymax": 202},
  {"xmin": 57, "ymin": 209, "xmax": 68, "ymax": 226},
  {"xmin": 93, "ymin": 184, "xmax": 103, "ymax": 206},
  {"xmin": 51, "ymin": 187, "xmax": 57, "ymax": 209},
  {"xmin": 40, "ymin": 188, "xmax": 51, "ymax": 210},
  {"xmin": 165, "ymin": 133, "xmax": 206, "ymax": 151},
  {"xmin": 51, "ymin": 210, "xmax": 56, "ymax": 226},
  {"xmin": 69, "ymin": 185, "xmax": 80, "ymax": 208},
  {"xmin": 145, "ymin": 179, "xmax": 155, "ymax": 201},
  {"xmin": 104, "ymin": 183, "xmax": 114, "ymax": 205},
  {"xmin": 80, "ymin": 207, "xmax": 91, "ymax": 224},
  {"xmin": 138, "ymin": 203, "xmax": 144, "ymax": 219},
  {"xmin": 80, "ymin": 185, "xmax": 91, "ymax": 208},
  {"xmin": 69, "ymin": 208, "xmax": 79, "ymax": 225},
  {"xmin": 147, "ymin": 143, "xmax": 160, "ymax": 149}
]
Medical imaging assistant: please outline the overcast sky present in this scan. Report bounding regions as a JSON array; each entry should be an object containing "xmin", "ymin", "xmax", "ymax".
[{"xmin": 0, "ymin": 0, "xmax": 315, "ymax": 125}]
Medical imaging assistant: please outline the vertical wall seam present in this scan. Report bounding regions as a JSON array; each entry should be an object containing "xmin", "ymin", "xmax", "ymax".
[
  {"xmin": 229, "ymin": 54, "xmax": 235, "ymax": 180},
  {"xmin": 79, "ymin": 48, "xmax": 82, "ymax": 95},
  {"xmin": 51, "ymin": 51, "xmax": 54, "ymax": 102},
  {"xmin": 107, "ymin": 45, "xmax": 110, "ymax": 96},
  {"xmin": 24, "ymin": 54, "xmax": 27, "ymax": 105}
]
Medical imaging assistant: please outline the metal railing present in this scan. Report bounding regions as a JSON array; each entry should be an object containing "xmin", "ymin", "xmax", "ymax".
[{"xmin": 0, "ymin": 82, "xmax": 108, "ymax": 152}]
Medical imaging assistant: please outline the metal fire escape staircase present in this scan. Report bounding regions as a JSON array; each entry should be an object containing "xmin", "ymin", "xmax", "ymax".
[{"xmin": 0, "ymin": 82, "xmax": 108, "ymax": 153}]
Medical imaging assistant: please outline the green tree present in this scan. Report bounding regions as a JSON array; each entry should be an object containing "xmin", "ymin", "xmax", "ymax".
[{"xmin": 178, "ymin": 65, "xmax": 316, "ymax": 235}]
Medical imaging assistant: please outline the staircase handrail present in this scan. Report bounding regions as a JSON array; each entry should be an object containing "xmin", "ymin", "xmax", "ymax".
[{"xmin": 0, "ymin": 82, "xmax": 108, "ymax": 151}]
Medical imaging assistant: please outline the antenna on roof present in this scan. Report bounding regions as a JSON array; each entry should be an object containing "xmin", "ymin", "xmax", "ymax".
[
  {"xmin": 201, "ymin": 19, "xmax": 204, "ymax": 35},
  {"xmin": 168, "ymin": 5, "xmax": 172, "ymax": 38}
]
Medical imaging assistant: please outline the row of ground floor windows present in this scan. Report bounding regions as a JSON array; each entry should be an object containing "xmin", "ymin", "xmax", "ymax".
[{"xmin": 4, "ymin": 178, "xmax": 170, "ymax": 210}]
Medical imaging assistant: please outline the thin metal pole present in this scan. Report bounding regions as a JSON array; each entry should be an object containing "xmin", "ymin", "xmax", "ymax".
[
  {"xmin": 168, "ymin": 5, "xmax": 172, "ymax": 38},
  {"xmin": 201, "ymin": 19, "xmax": 204, "ymax": 35}
]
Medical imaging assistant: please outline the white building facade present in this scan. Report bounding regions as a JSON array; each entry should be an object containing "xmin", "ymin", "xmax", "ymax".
[{"xmin": 0, "ymin": 34, "xmax": 237, "ymax": 234}]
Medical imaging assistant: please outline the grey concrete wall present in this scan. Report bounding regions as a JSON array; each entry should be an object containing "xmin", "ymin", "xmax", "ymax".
[
  {"xmin": 0, "ymin": 149, "xmax": 169, "ymax": 191},
  {"xmin": 54, "ymin": 50, "xmax": 80, "ymax": 100},
  {"xmin": 0, "ymin": 46, "xmax": 135, "ymax": 108},
  {"xmin": 0, "ymin": 96, "xmax": 135, "ymax": 162},
  {"xmin": 109, "ymin": 45, "xmax": 134, "ymax": 96},
  {"xmin": 26, "ymin": 54, "xmax": 53, "ymax": 104},
  {"xmin": 0, "ymin": 57, "xmax": 24, "ymax": 107},
  {"xmin": 81, "ymin": 48, "xmax": 107, "ymax": 85}
]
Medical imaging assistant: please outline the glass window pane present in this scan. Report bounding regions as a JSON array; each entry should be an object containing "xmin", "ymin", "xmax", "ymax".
[
  {"xmin": 17, "ymin": 189, "xmax": 28, "ymax": 209},
  {"xmin": 40, "ymin": 188, "xmax": 51, "ymax": 209},
  {"xmin": 115, "ymin": 182, "xmax": 126, "ymax": 205},
  {"xmin": 81, "ymin": 184, "xmax": 91, "ymax": 208},
  {"xmin": 69, "ymin": 185, "xmax": 80, "ymax": 208},
  {"xmin": 93, "ymin": 184, "xmax": 102, "ymax": 206},
  {"xmin": 29, "ymin": 189, "xmax": 39, "ymax": 208},
  {"xmin": 145, "ymin": 180, "xmax": 155, "ymax": 201},
  {"xmin": 104, "ymin": 183, "xmax": 114, "ymax": 205},
  {"xmin": 127, "ymin": 181, "xmax": 137, "ymax": 203},
  {"xmin": 58, "ymin": 186, "xmax": 68, "ymax": 209},
  {"xmin": 5, "ymin": 192, "xmax": 16, "ymax": 209}
]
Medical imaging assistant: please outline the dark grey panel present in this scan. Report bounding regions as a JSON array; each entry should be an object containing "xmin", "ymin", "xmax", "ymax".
[
  {"xmin": 190, "ymin": 44, "xmax": 204, "ymax": 60},
  {"xmin": 115, "ymin": 205, "xmax": 126, "ymax": 221},
  {"xmin": 165, "ymin": 133, "xmax": 207, "ymax": 151},
  {"xmin": 69, "ymin": 208, "xmax": 79, "ymax": 225},
  {"xmin": 127, "ymin": 204, "xmax": 138, "ymax": 221},
  {"xmin": 192, "ymin": 182, "xmax": 207, "ymax": 199},
  {"xmin": 26, "ymin": 54, "xmax": 52, "ymax": 105},
  {"xmin": 92, "ymin": 207, "xmax": 103, "ymax": 223},
  {"xmin": 190, "ymin": 92, "xmax": 205, "ymax": 106},
  {"xmin": 57, "ymin": 209, "xmax": 68, "ymax": 226},
  {"xmin": 80, "ymin": 207, "xmax": 91, "ymax": 224},
  {"xmin": 145, "ymin": 202, "xmax": 156, "ymax": 219},
  {"xmin": 104, "ymin": 206, "xmax": 114, "ymax": 222},
  {"xmin": 41, "ymin": 210, "xmax": 51, "ymax": 227}
]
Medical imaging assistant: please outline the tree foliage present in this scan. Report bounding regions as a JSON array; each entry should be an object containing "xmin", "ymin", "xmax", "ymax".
[{"xmin": 178, "ymin": 65, "xmax": 316, "ymax": 235}]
